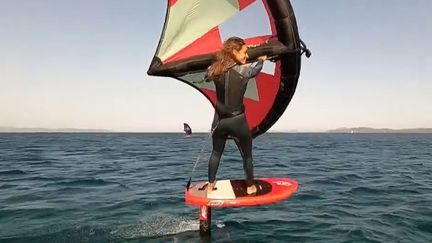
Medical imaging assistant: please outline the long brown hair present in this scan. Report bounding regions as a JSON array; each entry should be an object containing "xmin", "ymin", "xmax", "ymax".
[{"xmin": 207, "ymin": 37, "xmax": 245, "ymax": 80}]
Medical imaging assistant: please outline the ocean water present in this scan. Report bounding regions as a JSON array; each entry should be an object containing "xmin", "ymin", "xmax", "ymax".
[{"xmin": 0, "ymin": 133, "xmax": 431, "ymax": 242}]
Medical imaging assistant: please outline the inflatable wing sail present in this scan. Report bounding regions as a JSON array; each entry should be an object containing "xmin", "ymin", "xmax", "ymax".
[
  {"xmin": 148, "ymin": 0, "xmax": 310, "ymax": 138},
  {"xmin": 183, "ymin": 123, "xmax": 192, "ymax": 136}
]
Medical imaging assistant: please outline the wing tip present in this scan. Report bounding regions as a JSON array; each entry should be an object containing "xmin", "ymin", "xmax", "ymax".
[{"xmin": 147, "ymin": 56, "xmax": 163, "ymax": 76}]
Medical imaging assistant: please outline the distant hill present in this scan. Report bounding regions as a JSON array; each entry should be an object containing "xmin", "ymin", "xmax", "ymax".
[
  {"xmin": 0, "ymin": 127, "xmax": 110, "ymax": 133},
  {"xmin": 328, "ymin": 127, "xmax": 432, "ymax": 133}
]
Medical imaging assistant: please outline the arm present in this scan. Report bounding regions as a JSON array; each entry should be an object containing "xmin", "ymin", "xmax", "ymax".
[{"xmin": 245, "ymin": 59, "xmax": 264, "ymax": 78}]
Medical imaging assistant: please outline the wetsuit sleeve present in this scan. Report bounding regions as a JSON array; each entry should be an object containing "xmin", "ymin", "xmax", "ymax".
[{"xmin": 244, "ymin": 59, "xmax": 264, "ymax": 78}]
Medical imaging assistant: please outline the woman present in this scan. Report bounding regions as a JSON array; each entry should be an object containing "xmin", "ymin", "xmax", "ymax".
[{"xmin": 205, "ymin": 37, "xmax": 267, "ymax": 195}]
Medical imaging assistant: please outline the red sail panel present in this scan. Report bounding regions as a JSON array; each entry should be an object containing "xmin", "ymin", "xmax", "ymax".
[
  {"xmin": 163, "ymin": 27, "xmax": 222, "ymax": 64},
  {"xmin": 244, "ymin": 69, "xmax": 280, "ymax": 129},
  {"xmin": 238, "ymin": 0, "xmax": 256, "ymax": 10},
  {"xmin": 244, "ymin": 35, "xmax": 273, "ymax": 45},
  {"xmin": 168, "ymin": 0, "xmax": 178, "ymax": 7}
]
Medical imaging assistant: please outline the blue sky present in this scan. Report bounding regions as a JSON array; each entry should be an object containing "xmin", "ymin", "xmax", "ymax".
[{"xmin": 1, "ymin": 0, "xmax": 431, "ymax": 132}]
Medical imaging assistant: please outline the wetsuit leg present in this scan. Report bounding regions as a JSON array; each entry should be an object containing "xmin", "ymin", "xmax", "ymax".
[
  {"xmin": 208, "ymin": 122, "xmax": 226, "ymax": 184},
  {"xmin": 226, "ymin": 114, "xmax": 254, "ymax": 187},
  {"xmin": 235, "ymin": 124, "xmax": 254, "ymax": 186},
  {"xmin": 208, "ymin": 114, "xmax": 253, "ymax": 186}
]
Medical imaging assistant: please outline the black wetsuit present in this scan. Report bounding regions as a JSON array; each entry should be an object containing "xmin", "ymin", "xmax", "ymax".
[{"xmin": 207, "ymin": 60, "xmax": 264, "ymax": 187}]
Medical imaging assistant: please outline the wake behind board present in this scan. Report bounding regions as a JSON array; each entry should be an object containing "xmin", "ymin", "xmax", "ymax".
[{"xmin": 185, "ymin": 178, "xmax": 297, "ymax": 208}]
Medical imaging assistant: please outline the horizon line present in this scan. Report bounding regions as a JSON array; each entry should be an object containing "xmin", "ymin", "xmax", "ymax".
[{"xmin": 1, "ymin": 126, "xmax": 432, "ymax": 134}]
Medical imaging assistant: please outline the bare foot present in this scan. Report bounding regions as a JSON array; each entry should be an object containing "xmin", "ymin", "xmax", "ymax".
[
  {"xmin": 247, "ymin": 184, "xmax": 257, "ymax": 195},
  {"xmin": 207, "ymin": 182, "xmax": 215, "ymax": 194}
]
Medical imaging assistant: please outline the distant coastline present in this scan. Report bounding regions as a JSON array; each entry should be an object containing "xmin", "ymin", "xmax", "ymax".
[{"xmin": 327, "ymin": 127, "xmax": 432, "ymax": 133}]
